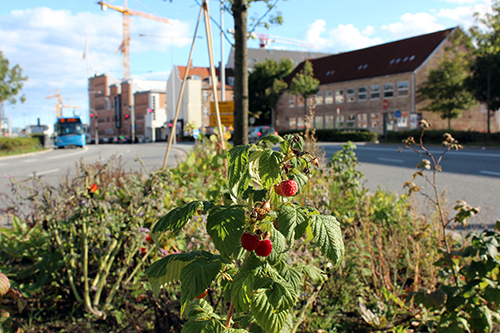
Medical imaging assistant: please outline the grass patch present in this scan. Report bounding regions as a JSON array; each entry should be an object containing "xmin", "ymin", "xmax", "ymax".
[{"xmin": 0, "ymin": 137, "xmax": 46, "ymax": 157}]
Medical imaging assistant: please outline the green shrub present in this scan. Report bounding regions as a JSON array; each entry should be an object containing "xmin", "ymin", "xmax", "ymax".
[
  {"xmin": 386, "ymin": 129, "xmax": 500, "ymax": 146},
  {"xmin": 0, "ymin": 136, "xmax": 43, "ymax": 156},
  {"xmin": 278, "ymin": 129, "xmax": 378, "ymax": 142}
]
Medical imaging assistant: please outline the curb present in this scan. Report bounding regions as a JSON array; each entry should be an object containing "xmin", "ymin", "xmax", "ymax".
[{"xmin": 0, "ymin": 148, "xmax": 54, "ymax": 161}]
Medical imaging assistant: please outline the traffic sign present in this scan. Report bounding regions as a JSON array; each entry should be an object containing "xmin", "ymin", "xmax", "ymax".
[
  {"xmin": 210, "ymin": 101, "xmax": 234, "ymax": 114},
  {"xmin": 383, "ymin": 99, "xmax": 389, "ymax": 109},
  {"xmin": 394, "ymin": 110, "xmax": 401, "ymax": 118},
  {"xmin": 210, "ymin": 114, "xmax": 234, "ymax": 127}
]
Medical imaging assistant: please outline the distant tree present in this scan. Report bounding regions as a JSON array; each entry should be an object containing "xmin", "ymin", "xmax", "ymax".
[
  {"xmin": 289, "ymin": 60, "xmax": 319, "ymax": 117},
  {"xmin": 0, "ymin": 51, "xmax": 28, "ymax": 135},
  {"xmin": 248, "ymin": 58, "xmax": 293, "ymax": 126},
  {"xmin": 467, "ymin": 1, "xmax": 500, "ymax": 133},
  {"xmin": 418, "ymin": 51, "xmax": 475, "ymax": 129}
]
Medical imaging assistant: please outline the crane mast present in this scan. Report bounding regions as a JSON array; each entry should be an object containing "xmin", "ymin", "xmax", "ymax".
[{"xmin": 98, "ymin": 0, "xmax": 174, "ymax": 80}]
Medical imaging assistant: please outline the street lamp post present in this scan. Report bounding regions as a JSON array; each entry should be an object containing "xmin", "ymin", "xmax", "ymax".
[{"xmin": 90, "ymin": 111, "xmax": 99, "ymax": 145}]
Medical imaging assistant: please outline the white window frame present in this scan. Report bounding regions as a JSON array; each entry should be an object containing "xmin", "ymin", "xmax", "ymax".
[
  {"xmin": 398, "ymin": 81, "xmax": 409, "ymax": 97},
  {"xmin": 289, "ymin": 96, "xmax": 295, "ymax": 108},
  {"xmin": 370, "ymin": 85, "xmax": 380, "ymax": 100},
  {"xmin": 316, "ymin": 91, "xmax": 323, "ymax": 105},
  {"xmin": 358, "ymin": 87, "xmax": 367, "ymax": 101},
  {"xmin": 325, "ymin": 91, "xmax": 334, "ymax": 104},
  {"xmin": 383, "ymin": 83, "xmax": 394, "ymax": 98},
  {"xmin": 346, "ymin": 88, "xmax": 355, "ymax": 103},
  {"xmin": 335, "ymin": 89, "xmax": 344, "ymax": 104}
]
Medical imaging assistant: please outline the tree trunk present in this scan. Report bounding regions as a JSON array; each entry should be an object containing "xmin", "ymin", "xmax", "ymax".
[
  {"xmin": 487, "ymin": 53, "xmax": 492, "ymax": 134},
  {"xmin": 448, "ymin": 109, "xmax": 451, "ymax": 129},
  {"xmin": 232, "ymin": 0, "xmax": 248, "ymax": 145}
]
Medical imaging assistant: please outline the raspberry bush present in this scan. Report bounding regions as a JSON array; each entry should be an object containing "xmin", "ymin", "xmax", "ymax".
[{"xmin": 146, "ymin": 134, "xmax": 344, "ymax": 332}]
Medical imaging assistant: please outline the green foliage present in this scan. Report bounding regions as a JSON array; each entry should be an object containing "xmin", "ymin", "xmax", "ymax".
[
  {"xmin": 386, "ymin": 129, "xmax": 500, "ymax": 146},
  {"xmin": 278, "ymin": 129, "xmax": 377, "ymax": 143},
  {"xmin": 146, "ymin": 134, "xmax": 345, "ymax": 332},
  {"xmin": 248, "ymin": 58, "xmax": 294, "ymax": 125},
  {"xmin": 418, "ymin": 50, "xmax": 476, "ymax": 129},
  {"xmin": 289, "ymin": 60, "xmax": 320, "ymax": 114},
  {"xmin": 0, "ymin": 51, "xmax": 28, "ymax": 104},
  {"xmin": 0, "ymin": 137, "xmax": 44, "ymax": 156}
]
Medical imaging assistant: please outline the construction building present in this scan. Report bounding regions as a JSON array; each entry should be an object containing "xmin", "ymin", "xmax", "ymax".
[
  {"xmin": 88, "ymin": 74, "xmax": 166, "ymax": 142},
  {"xmin": 276, "ymin": 27, "xmax": 500, "ymax": 134}
]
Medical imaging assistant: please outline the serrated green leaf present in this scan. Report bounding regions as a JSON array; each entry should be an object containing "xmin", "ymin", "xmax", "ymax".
[
  {"xmin": 266, "ymin": 280, "xmax": 297, "ymax": 312},
  {"xmin": 152, "ymin": 201, "xmax": 214, "ymax": 237},
  {"xmin": 251, "ymin": 288, "xmax": 289, "ymax": 333},
  {"xmin": 228, "ymin": 145, "xmax": 252, "ymax": 189},
  {"xmin": 279, "ymin": 265, "xmax": 302, "ymax": 290},
  {"xmin": 249, "ymin": 151, "xmax": 264, "ymax": 189},
  {"xmin": 223, "ymin": 329, "xmax": 249, "ymax": 333},
  {"xmin": 236, "ymin": 170, "xmax": 250, "ymax": 197},
  {"xmin": 259, "ymin": 150, "xmax": 283, "ymax": 188},
  {"xmin": 301, "ymin": 265, "xmax": 327, "ymax": 284},
  {"xmin": 146, "ymin": 252, "xmax": 200, "ymax": 297},
  {"xmin": 185, "ymin": 298, "xmax": 219, "ymax": 320},
  {"xmin": 260, "ymin": 134, "xmax": 283, "ymax": 144},
  {"xmin": 310, "ymin": 215, "xmax": 345, "ymax": 268},
  {"xmin": 180, "ymin": 257, "xmax": 225, "ymax": 314},
  {"xmin": 232, "ymin": 255, "xmax": 264, "ymax": 312},
  {"xmin": 277, "ymin": 205, "xmax": 308, "ymax": 240},
  {"xmin": 182, "ymin": 318, "xmax": 225, "ymax": 333},
  {"xmin": 207, "ymin": 206, "xmax": 246, "ymax": 260},
  {"xmin": 0, "ymin": 273, "xmax": 10, "ymax": 297}
]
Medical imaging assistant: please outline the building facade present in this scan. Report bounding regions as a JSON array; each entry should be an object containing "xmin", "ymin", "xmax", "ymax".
[
  {"xmin": 88, "ymin": 74, "xmax": 167, "ymax": 141},
  {"xmin": 276, "ymin": 28, "xmax": 500, "ymax": 134}
]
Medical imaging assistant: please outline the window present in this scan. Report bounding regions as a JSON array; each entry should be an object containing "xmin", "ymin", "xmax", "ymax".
[
  {"xmin": 325, "ymin": 115, "xmax": 334, "ymax": 129},
  {"xmin": 307, "ymin": 95, "xmax": 314, "ymax": 106},
  {"xmin": 335, "ymin": 89, "xmax": 344, "ymax": 103},
  {"xmin": 358, "ymin": 87, "xmax": 367, "ymax": 101},
  {"xmin": 297, "ymin": 117, "xmax": 304, "ymax": 129},
  {"xmin": 203, "ymin": 107, "xmax": 209, "ymax": 117},
  {"xmin": 315, "ymin": 115, "xmax": 324, "ymax": 129},
  {"xmin": 106, "ymin": 97, "xmax": 110, "ymax": 110},
  {"xmin": 288, "ymin": 96, "xmax": 295, "ymax": 108},
  {"xmin": 297, "ymin": 97, "xmax": 304, "ymax": 107},
  {"xmin": 398, "ymin": 81, "xmax": 409, "ymax": 97},
  {"xmin": 346, "ymin": 88, "xmax": 355, "ymax": 103},
  {"xmin": 325, "ymin": 91, "xmax": 333, "ymax": 104},
  {"xmin": 383, "ymin": 83, "xmax": 394, "ymax": 98},
  {"xmin": 370, "ymin": 85, "xmax": 380, "ymax": 99},
  {"xmin": 397, "ymin": 112, "xmax": 408, "ymax": 127},
  {"xmin": 346, "ymin": 114, "xmax": 356, "ymax": 128},
  {"xmin": 335, "ymin": 115, "xmax": 344, "ymax": 128},
  {"xmin": 370, "ymin": 113, "xmax": 380, "ymax": 128},
  {"xmin": 357, "ymin": 113, "xmax": 367, "ymax": 128},
  {"xmin": 289, "ymin": 117, "xmax": 297, "ymax": 129},
  {"xmin": 203, "ymin": 91, "xmax": 209, "ymax": 102},
  {"xmin": 316, "ymin": 92, "xmax": 323, "ymax": 105}
]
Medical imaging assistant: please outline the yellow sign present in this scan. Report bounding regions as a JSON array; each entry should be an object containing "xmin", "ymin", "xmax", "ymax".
[
  {"xmin": 210, "ymin": 114, "xmax": 234, "ymax": 127},
  {"xmin": 210, "ymin": 101, "xmax": 234, "ymax": 114}
]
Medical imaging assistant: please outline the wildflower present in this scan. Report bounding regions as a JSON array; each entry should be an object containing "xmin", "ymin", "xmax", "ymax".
[
  {"xmin": 89, "ymin": 183, "xmax": 98, "ymax": 194},
  {"xmin": 139, "ymin": 227, "xmax": 150, "ymax": 233}
]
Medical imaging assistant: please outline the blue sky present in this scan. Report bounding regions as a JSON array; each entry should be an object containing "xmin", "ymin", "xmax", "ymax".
[{"xmin": 0, "ymin": 0, "xmax": 492, "ymax": 129}]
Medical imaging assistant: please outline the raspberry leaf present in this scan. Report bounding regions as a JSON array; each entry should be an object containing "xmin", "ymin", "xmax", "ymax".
[
  {"xmin": 260, "ymin": 133, "xmax": 283, "ymax": 144},
  {"xmin": 182, "ymin": 300, "xmax": 225, "ymax": 333},
  {"xmin": 310, "ymin": 215, "xmax": 345, "ymax": 268},
  {"xmin": 152, "ymin": 200, "xmax": 214, "ymax": 237},
  {"xmin": 232, "ymin": 255, "xmax": 264, "ymax": 312},
  {"xmin": 277, "ymin": 204, "xmax": 308, "ymax": 240},
  {"xmin": 228, "ymin": 145, "xmax": 252, "ymax": 190},
  {"xmin": 258, "ymin": 149, "xmax": 283, "ymax": 188},
  {"xmin": 180, "ymin": 257, "xmax": 226, "ymax": 314},
  {"xmin": 207, "ymin": 206, "xmax": 246, "ymax": 260},
  {"xmin": 0, "ymin": 273, "xmax": 9, "ymax": 297},
  {"xmin": 146, "ymin": 251, "xmax": 199, "ymax": 297},
  {"xmin": 300, "ymin": 265, "xmax": 328, "ymax": 284},
  {"xmin": 251, "ymin": 288, "xmax": 290, "ymax": 333}
]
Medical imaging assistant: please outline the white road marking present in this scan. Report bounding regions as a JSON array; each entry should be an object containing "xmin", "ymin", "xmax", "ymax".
[
  {"xmin": 353, "ymin": 146, "xmax": 500, "ymax": 158},
  {"xmin": 377, "ymin": 157, "xmax": 404, "ymax": 163},
  {"xmin": 47, "ymin": 146, "xmax": 88, "ymax": 159},
  {"xmin": 26, "ymin": 168, "xmax": 60, "ymax": 176},
  {"xmin": 22, "ymin": 159, "xmax": 38, "ymax": 163},
  {"xmin": 480, "ymin": 170, "xmax": 500, "ymax": 177},
  {"xmin": 0, "ymin": 163, "xmax": 6, "ymax": 167}
]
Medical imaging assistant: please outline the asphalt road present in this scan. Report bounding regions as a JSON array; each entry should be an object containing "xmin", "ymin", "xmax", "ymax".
[
  {"xmin": 317, "ymin": 142, "xmax": 500, "ymax": 226},
  {"xmin": 1, "ymin": 141, "xmax": 499, "ymax": 226}
]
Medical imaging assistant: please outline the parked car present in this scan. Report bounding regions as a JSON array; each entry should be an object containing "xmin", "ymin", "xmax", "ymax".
[{"xmin": 248, "ymin": 126, "xmax": 278, "ymax": 143}]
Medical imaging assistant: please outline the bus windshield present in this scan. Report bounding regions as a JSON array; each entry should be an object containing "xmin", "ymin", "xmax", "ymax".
[{"xmin": 56, "ymin": 122, "xmax": 85, "ymax": 136}]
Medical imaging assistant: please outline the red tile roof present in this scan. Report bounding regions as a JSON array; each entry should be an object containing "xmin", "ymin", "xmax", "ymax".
[
  {"xmin": 286, "ymin": 28, "xmax": 455, "ymax": 85},
  {"xmin": 176, "ymin": 65, "xmax": 233, "ymax": 90}
]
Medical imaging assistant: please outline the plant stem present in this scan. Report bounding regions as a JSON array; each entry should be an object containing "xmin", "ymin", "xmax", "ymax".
[
  {"xmin": 105, "ymin": 243, "xmax": 141, "ymax": 305},
  {"xmin": 225, "ymin": 297, "xmax": 235, "ymax": 328},
  {"xmin": 290, "ymin": 285, "xmax": 323, "ymax": 333},
  {"xmin": 82, "ymin": 217, "xmax": 104, "ymax": 317}
]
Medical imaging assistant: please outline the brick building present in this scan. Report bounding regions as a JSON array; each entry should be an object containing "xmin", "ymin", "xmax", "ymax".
[
  {"xmin": 276, "ymin": 28, "xmax": 500, "ymax": 134},
  {"xmin": 88, "ymin": 74, "xmax": 166, "ymax": 141}
]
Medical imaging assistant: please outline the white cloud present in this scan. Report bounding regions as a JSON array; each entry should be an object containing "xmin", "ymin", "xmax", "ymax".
[
  {"xmin": 303, "ymin": 20, "xmax": 383, "ymax": 53},
  {"xmin": 0, "ymin": 7, "xmax": 191, "ymax": 127},
  {"xmin": 381, "ymin": 12, "xmax": 446, "ymax": 39}
]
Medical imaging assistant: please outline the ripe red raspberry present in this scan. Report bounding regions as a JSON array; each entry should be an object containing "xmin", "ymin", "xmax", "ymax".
[
  {"xmin": 241, "ymin": 232, "xmax": 260, "ymax": 251},
  {"xmin": 277, "ymin": 179, "xmax": 298, "ymax": 197},
  {"xmin": 254, "ymin": 239, "xmax": 272, "ymax": 257}
]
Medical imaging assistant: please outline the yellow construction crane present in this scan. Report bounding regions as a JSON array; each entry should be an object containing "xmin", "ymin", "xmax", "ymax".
[
  {"xmin": 98, "ymin": 0, "xmax": 174, "ymax": 79},
  {"xmin": 46, "ymin": 90, "xmax": 81, "ymax": 118}
]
